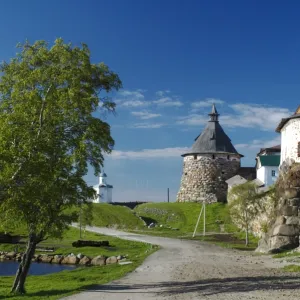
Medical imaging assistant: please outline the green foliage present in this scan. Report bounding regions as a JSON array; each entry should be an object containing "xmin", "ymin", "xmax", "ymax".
[
  {"xmin": 228, "ymin": 182, "xmax": 261, "ymax": 226},
  {"xmin": 0, "ymin": 39, "xmax": 121, "ymax": 241}
]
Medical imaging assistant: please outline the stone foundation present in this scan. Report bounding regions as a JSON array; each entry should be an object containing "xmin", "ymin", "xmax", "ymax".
[{"xmin": 177, "ymin": 153, "xmax": 240, "ymax": 203}]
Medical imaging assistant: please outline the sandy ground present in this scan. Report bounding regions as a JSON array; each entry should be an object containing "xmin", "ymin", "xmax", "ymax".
[{"xmin": 62, "ymin": 226, "xmax": 300, "ymax": 300}]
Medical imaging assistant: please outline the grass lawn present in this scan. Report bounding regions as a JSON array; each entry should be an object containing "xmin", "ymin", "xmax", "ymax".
[
  {"xmin": 0, "ymin": 227, "xmax": 157, "ymax": 300},
  {"xmin": 89, "ymin": 204, "xmax": 145, "ymax": 229},
  {"xmin": 133, "ymin": 202, "xmax": 259, "ymax": 250}
]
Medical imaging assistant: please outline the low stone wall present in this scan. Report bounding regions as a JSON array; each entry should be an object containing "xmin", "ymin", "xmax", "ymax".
[{"xmin": 0, "ymin": 251, "xmax": 127, "ymax": 266}]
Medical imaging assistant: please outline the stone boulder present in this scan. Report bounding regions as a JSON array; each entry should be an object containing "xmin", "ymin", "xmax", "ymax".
[
  {"xmin": 52, "ymin": 255, "xmax": 64, "ymax": 264},
  {"xmin": 79, "ymin": 256, "xmax": 91, "ymax": 266},
  {"xmin": 40, "ymin": 255, "xmax": 53, "ymax": 263},
  {"xmin": 106, "ymin": 256, "xmax": 118, "ymax": 265},
  {"xmin": 91, "ymin": 255, "xmax": 106, "ymax": 266},
  {"xmin": 61, "ymin": 255, "xmax": 79, "ymax": 265},
  {"xmin": 255, "ymin": 233, "xmax": 270, "ymax": 253},
  {"xmin": 269, "ymin": 235, "xmax": 299, "ymax": 251},
  {"xmin": 5, "ymin": 252, "xmax": 16, "ymax": 259}
]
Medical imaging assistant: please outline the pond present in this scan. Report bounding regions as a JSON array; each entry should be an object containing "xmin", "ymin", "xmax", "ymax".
[{"xmin": 0, "ymin": 261, "xmax": 77, "ymax": 276}]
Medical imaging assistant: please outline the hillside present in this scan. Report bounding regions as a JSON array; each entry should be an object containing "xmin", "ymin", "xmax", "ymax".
[
  {"xmin": 89, "ymin": 203, "xmax": 145, "ymax": 229},
  {"xmin": 134, "ymin": 202, "xmax": 235, "ymax": 234},
  {"xmin": 133, "ymin": 202, "xmax": 258, "ymax": 249}
]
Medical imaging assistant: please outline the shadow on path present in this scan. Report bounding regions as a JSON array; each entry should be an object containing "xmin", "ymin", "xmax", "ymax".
[{"xmin": 84, "ymin": 275, "xmax": 300, "ymax": 296}]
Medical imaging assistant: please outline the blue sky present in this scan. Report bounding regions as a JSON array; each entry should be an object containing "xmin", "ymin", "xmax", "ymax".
[{"xmin": 0, "ymin": 0, "xmax": 299, "ymax": 202}]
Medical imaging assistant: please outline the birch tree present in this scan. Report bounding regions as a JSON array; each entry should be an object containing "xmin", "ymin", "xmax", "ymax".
[
  {"xmin": 0, "ymin": 39, "xmax": 121, "ymax": 293},
  {"xmin": 228, "ymin": 182, "xmax": 262, "ymax": 246}
]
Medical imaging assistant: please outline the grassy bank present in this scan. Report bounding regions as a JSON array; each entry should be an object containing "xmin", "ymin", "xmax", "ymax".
[
  {"xmin": 134, "ymin": 202, "xmax": 259, "ymax": 250},
  {"xmin": 0, "ymin": 227, "xmax": 156, "ymax": 300}
]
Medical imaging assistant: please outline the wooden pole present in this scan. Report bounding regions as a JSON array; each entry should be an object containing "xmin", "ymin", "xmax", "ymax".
[
  {"xmin": 203, "ymin": 200, "xmax": 206, "ymax": 236},
  {"xmin": 193, "ymin": 204, "xmax": 204, "ymax": 238}
]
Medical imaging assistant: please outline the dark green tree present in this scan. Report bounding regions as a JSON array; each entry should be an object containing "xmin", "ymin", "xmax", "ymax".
[{"xmin": 0, "ymin": 39, "xmax": 121, "ymax": 293}]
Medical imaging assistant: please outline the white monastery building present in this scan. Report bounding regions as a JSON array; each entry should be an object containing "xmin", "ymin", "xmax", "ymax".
[
  {"xmin": 93, "ymin": 172, "xmax": 113, "ymax": 203},
  {"xmin": 255, "ymin": 145, "xmax": 281, "ymax": 187},
  {"xmin": 276, "ymin": 106, "xmax": 300, "ymax": 165}
]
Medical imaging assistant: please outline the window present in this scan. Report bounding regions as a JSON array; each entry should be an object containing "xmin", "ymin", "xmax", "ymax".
[
  {"xmin": 194, "ymin": 155, "xmax": 197, "ymax": 160},
  {"xmin": 212, "ymin": 154, "xmax": 215, "ymax": 159},
  {"xmin": 298, "ymin": 142, "xmax": 300, "ymax": 157},
  {"xmin": 271, "ymin": 170, "xmax": 276, "ymax": 177},
  {"xmin": 227, "ymin": 155, "xmax": 230, "ymax": 160}
]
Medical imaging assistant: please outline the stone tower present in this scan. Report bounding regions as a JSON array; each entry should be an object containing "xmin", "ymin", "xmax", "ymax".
[{"xmin": 177, "ymin": 104, "xmax": 243, "ymax": 203}]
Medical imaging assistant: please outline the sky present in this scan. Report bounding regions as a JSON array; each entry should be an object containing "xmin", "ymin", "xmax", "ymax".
[{"xmin": 0, "ymin": 0, "xmax": 299, "ymax": 202}]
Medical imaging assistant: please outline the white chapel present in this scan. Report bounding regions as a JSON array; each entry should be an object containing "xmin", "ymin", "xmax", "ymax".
[{"xmin": 93, "ymin": 172, "xmax": 113, "ymax": 203}]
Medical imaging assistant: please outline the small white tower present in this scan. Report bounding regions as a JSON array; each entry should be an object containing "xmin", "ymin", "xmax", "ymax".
[
  {"xmin": 93, "ymin": 172, "xmax": 113, "ymax": 203},
  {"xmin": 276, "ymin": 106, "xmax": 300, "ymax": 166}
]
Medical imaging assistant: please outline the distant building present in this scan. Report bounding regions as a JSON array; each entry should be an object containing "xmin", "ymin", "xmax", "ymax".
[
  {"xmin": 93, "ymin": 172, "xmax": 113, "ymax": 203},
  {"xmin": 276, "ymin": 106, "xmax": 300, "ymax": 165},
  {"xmin": 255, "ymin": 145, "xmax": 281, "ymax": 187}
]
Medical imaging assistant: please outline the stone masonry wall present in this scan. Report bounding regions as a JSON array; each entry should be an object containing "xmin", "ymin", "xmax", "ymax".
[{"xmin": 176, "ymin": 154, "xmax": 240, "ymax": 203}]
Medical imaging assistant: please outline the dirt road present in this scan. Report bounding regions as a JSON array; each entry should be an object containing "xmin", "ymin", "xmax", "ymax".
[{"xmin": 62, "ymin": 226, "xmax": 300, "ymax": 300}]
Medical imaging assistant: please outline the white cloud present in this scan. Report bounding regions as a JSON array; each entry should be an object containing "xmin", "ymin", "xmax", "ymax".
[
  {"xmin": 108, "ymin": 147, "xmax": 189, "ymax": 159},
  {"xmin": 114, "ymin": 89, "xmax": 149, "ymax": 108},
  {"xmin": 156, "ymin": 90, "xmax": 171, "ymax": 97},
  {"xmin": 130, "ymin": 123, "xmax": 165, "ymax": 129},
  {"xmin": 178, "ymin": 103, "xmax": 292, "ymax": 131},
  {"xmin": 131, "ymin": 111, "xmax": 161, "ymax": 119},
  {"xmin": 176, "ymin": 114, "xmax": 208, "ymax": 126},
  {"xmin": 153, "ymin": 97, "xmax": 183, "ymax": 107},
  {"xmin": 191, "ymin": 98, "xmax": 224, "ymax": 110},
  {"xmin": 117, "ymin": 90, "xmax": 145, "ymax": 99},
  {"xmin": 235, "ymin": 136, "xmax": 281, "ymax": 151}
]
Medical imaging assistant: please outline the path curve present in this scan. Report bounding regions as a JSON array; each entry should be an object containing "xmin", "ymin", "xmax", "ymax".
[{"xmin": 62, "ymin": 226, "xmax": 300, "ymax": 300}]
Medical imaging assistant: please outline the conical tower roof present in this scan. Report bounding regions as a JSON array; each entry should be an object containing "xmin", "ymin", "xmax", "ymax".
[{"xmin": 182, "ymin": 104, "xmax": 243, "ymax": 157}]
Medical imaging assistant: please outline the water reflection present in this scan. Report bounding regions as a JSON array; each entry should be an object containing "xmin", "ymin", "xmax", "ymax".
[{"xmin": 0, "ymin": 261, "xmax": 77, "ymax": 276}]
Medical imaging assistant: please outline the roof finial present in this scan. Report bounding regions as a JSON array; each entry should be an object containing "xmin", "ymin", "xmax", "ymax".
[{"xmin": 208, "ymin": 103, "xmax": 219, "ymax": 121}]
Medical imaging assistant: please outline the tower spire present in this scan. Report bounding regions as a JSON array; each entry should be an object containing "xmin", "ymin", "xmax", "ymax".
[{"xmin": 208, "ymin": 103, "xmax": 219, "ymax": 122}]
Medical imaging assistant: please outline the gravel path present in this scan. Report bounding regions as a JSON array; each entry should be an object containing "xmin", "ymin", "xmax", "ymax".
[{"xmin": 62, "ymin": 226, "xmax": 300, "ymax": 300}]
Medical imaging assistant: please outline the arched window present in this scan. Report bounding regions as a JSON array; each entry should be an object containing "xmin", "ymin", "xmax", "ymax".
[
  {"xmin": 227, "ymin": 155, "xmax": 230, "ymax": 160},
  {"xmin": 194, "ymin": 155, "xmax": 197, "ymax": 160},
  {"xmin": 212, "ymin": 154, "xmax": 215, "ymax": 159}
]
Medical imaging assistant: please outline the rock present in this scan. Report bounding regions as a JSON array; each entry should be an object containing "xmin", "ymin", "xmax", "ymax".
[
  {"xmin": 286, "ymin": 216, "xmax": 300, "ymax": 225},
  {"xmin": 40, "ymin": 255, "xmax": 53, "ymax": 263},
  {"xmin": 61, "ymin": 255, "xmax": 79, "ymax": 265},
  {"xmin": 91, "ymin": 255, "xmax": 106, "ymax": 266},
  {"xmin": 32, "ymin": 254, "xmax": 41, "ymax": 262},
  {"xmin": 52, "ymin": 255, "xmax": 64, "ymax": 264},
  {"xmin": 6, "ymin": 252, "xmax": 16, "ymax": 259},
  {"xmin": 269, "ymin": 235, "xmax": 299, "ymax": 251},
  {"xmin": 275, "ymin": 216, "xmax": 286, "ymax": 225},
  {"xmin": 255, "ymin": 233, "xmax": 270, "ymax": 253},
  {"xmin": 272, "ymin": 224, "xmax": 299, "ymax": 236},
  {"xmin": 106, "ymin": 256, "xmax": 118, "ymax": 264},
  {"xmin": 284, "ymin": 188, "xmax": 300, "ymax": 199},
  {"xmin": 288, "ymin": 198, "xmax": 300, "ymax": 206},
  {"xmin": 15, "ymin": 253, "xmax": 23, "ymax": 261},
  {"xmin": 77, "ymin": 253, "xmax": 84, "ymax": 259},
  {"xmin": 280, "ymin": 206, "xmax": 299, "ymax": 216},
  {"xmin": 148, "ymin": 223, "xmax": 155, "ymax": 228},
  {"xmin": 79, "ymin": 256, "xmax": 91, "ymax": 266},
  {"xmin": 118, "ymin": 261, "xmax": 133, "ymax": 265}
]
